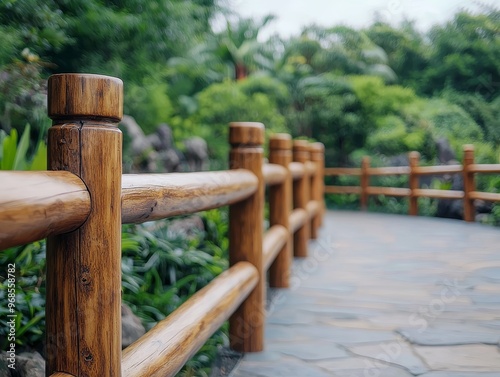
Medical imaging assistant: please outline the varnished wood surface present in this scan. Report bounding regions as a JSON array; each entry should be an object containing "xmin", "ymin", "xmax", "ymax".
[
  {"xmin": 122, "ymin": 170, "xmax": 257, "ymax": 223},
  {"xmin": 268, "ymin": 134, "xmax": 292, "ymax": 288},
  {"xmin": 289, "ymin": 208, "xmax": 308, "ymax": 234},
  {"xmin": 46, "ymin": 74, "xmax": 123, "ymax": 377},
  {"xmin": 263, "ymin": 225, "xmax": 288, "ymax": 271},
  {"xmin": 262, "ymin": 163, "xmax": 288, "ymax": 186},
  {"xmin": 289, "ymin": 162, "xmax": 305, "ymax": 180},
  {"xmin": 229, "ymin": 122, "xmax": 265, "ymax": 352},
  {"xmin": 50, "ymin": 373, "xmax": 76, "ymax": 377},
  {"xmin": 122, "ymin": 262, "xmax": 258, "ymax": 377},
  {"xmin": 292, "ymin": 141, "xmax": 310, "ymax": 258},
  {"xmin": 408, "ymin": 152, "xmax": 420, "ymax": 216},
  {"xmin": 48, "ymin": 74, "xmax": 123, "ymax": 122},
  {"xmin": 0, "ymin": 171, "xmax": 90, "ymax": 250}
]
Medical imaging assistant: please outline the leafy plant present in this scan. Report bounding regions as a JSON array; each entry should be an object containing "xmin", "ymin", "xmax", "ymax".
[{"xmin": 0, "ymin": 125, "xmax": 47, "ymax": 170}]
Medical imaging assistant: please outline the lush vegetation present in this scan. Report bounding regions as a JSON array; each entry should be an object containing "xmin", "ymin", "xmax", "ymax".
[{"xmin": 1, "ymin": 0, "xmax": 500, "ymax": 374}]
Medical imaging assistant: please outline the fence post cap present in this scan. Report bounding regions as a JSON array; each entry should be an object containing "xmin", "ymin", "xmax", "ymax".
[
  {"xmin": 229, "ymin": 122, "xmax": 264, "ymax": 146},
  {"xmin": 292, "ymin": 139, "xmax": 310, "ymax": 151},
  {"xmin": 269, "ymin": 134, "xmax": 292, "ymax": 150},
  {"xmin": 310, "ymin": 142, "xmax": 324, "ymax": 152},
  {"xmin": 463, "ymin": 144, "xmax": 475, "ymax": 152},
  {"xmin": 48, "ymin": 73, "xmax": 123, "ymax": 122}
]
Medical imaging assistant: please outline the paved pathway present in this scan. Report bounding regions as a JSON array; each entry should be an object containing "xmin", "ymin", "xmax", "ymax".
[{"xmin": 230, "ymin": 211, "xmax": 500, "ymax": 377}]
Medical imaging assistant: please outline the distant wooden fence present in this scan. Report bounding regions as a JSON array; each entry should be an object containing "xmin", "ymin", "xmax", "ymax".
[
  {"xmin": 0, "ymin": 74, "xmax": 325, "ymax": 377},
  {"xmin": 325, "ymin": 149, "xmax": 500, "ymax": 221}
]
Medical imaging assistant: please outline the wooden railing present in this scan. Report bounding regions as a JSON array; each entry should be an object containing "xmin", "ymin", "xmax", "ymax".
[
  {"xmin": 0, "ymin": 74, "xmax": 325, "ymax": 377},
  {"xmin": 325, "ymin": 147, "xmax": 500, "ymax": 221}
]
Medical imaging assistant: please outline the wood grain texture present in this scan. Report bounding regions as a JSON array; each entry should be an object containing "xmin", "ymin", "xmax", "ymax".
[
  {"xmin": 268, "ymin": 134, "xmax": 292, "ymax": 288},
  {"xmin": 228, "ymin": 122, "xmax": 265, "ymax": 352},
  {"xmin": 121, "ymin": 170, "xmax": 257, "ymax": 223},
  {"xmin": 122, "ymin": 262, "xmax": 258, "ymax": 377},
  {"xmin": 408, "ymin": 152, "xmax": 420, "ymax": 216},
  {"xmin": 463, "ymin": 145, "xmax": 475, "ymax": 222},
  {"xmin": 292, "ymin": 141, "xmax": 310, "ymax": 258},
  {"xmin": 48, "ymin": 74, "xmax": 123, "ymax": 121},
  {"xmin": 289, "ymin": 161, "xmax": 305, "ymax": 180},
  {"xmin": 262, "ymin": 163, "xmax": 287, "ymax": 186},
  {"xmin": 0, "ymin": 171, "xmax": 90, "ymax": 250},
  {"xmin": 46, "ymin": 74, "xmax": 123, "ymax": 377},
  {"xmin": 263, "ymin": 225, "xmax": 288, "ymax": 271}
]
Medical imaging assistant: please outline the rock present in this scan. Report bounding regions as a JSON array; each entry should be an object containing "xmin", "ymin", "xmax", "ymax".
[
  {"xmin": 167, "ymin": 216, "xmax": 205, "ymax": 239},
  {"xmin": 122, "ymin": 303, "xmax": 146, "ymax": 349},
  {"xmin": 15, "ymin": 351, "xmax": 44, "ymax": 377},
  {"xmin": 0, "ymin": 352, "xmax": 11, "ymax": 377},
  {"xmin": 184, "ymin": 137, "xmax": 208, "ymax": 171}
]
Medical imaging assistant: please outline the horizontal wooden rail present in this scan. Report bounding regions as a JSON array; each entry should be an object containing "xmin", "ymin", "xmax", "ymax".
[
  {"xmin": 324, "ymin": 167, "xmax": 360, "ymax": 176},
  {"xmin": 306, "ymin": 200, "xmax": 321, "ymax": 219},
  {"xmin": 413, "ymin": 189, "xmax": 464, "ymax": 199},
  {"xmin": 121, "ymin": 170, "xmax": 257, "ymax": 224},
  {"xmin": 263, "ymin": 225, "xmax": 288, "ymax": 271},
  {"xmin": 289, "ymin": 161, "xmax": 305, "ymax": 180},
  {"xmin": 469, "ymin": 191, "xmax": 500, "ymax": 202},
  {"xmin": 325, "ymin": 145, "xmax": 499, "ymax": 221},
  {"xmin": 122, "ymin": 262, "xmax": 258, "ymax": 377},
  {"xmin": 366, "ymin": 187, "xmax": 411, "ymax": 197},
  {"xmin": 305, "ymin": 161, "xmax": 317, "ymax": 175},
  {"xmin": 289, "ymin": 208, "xmax": 308, "ymax": 233},
  {"xmin": 324, "ymin": 186, "xmax": 361, "ymax": 194},
  {"xmin": 413, "ymin": 165, "xmax": 462, "ymax": 175},
  {"xmin": 0, "ymin": 171, "xmax": 91, "ymax": 249},
  {"xmin": 468, "ymin": 164, "xmax": 500, "ymax": 173},
  {"xmin": 367, "ymin": 166, "xmax": 410, "ymax": 176},
  {"xmin": 262, "ymin": 163, "xmax": 287, "ymax": 186}
]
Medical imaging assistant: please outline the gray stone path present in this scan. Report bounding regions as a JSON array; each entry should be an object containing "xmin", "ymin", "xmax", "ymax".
[{"xmin": 230, "ymin": 211, "xmax": 500, "ymax": 377}]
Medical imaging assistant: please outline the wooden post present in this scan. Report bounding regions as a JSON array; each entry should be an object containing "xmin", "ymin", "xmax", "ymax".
[
  {"xmin": 292, "ymin": 140, "xmax": 310, "ymax": 257},
  {"xmin": 316, "ymin": 142, "xmax": 326, "ymax": 226},
  {"xmin": 228, "ymin": 122, "xmax": 264, "ymax": 352},
  {"xmin": 463, "ymin": 144, "xmax": 475, "ymax": 222},
  {"xmin": 309, "ymin": 143, "xmax": 323, "ymax": 238},
  {"xmin": 46, "ymin": 74, "xmax": 123, "ymax": 377},
  {"xmin": 409, "ymin": 151, "xmax": 420, "ymax": 216},
  {"xmin": 360, "ymin": 156, "xmax": 370, "ymax": 210},
  {"xmin": 268, "ymin": 134, "xmax": 292, "ymax": 288}
]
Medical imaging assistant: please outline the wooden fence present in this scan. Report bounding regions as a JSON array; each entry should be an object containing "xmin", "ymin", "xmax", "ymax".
[
  {"xmin": 325, "ymin": 149, "xmax": 500, "ymax": 221},
  {"xmin": 0, "ymin": 74, "xmax": 325, "ymax": 377}
]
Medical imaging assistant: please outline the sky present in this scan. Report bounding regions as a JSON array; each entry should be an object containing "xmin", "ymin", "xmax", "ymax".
[{"xmin": 222, "ymin": 0, "xmax": 496, "ymax": 40}]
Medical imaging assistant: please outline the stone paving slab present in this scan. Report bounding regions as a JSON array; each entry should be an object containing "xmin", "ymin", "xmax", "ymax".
[{"xmin": 230, "ymin": 211, "xmax": 500, "ymax": 377}]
